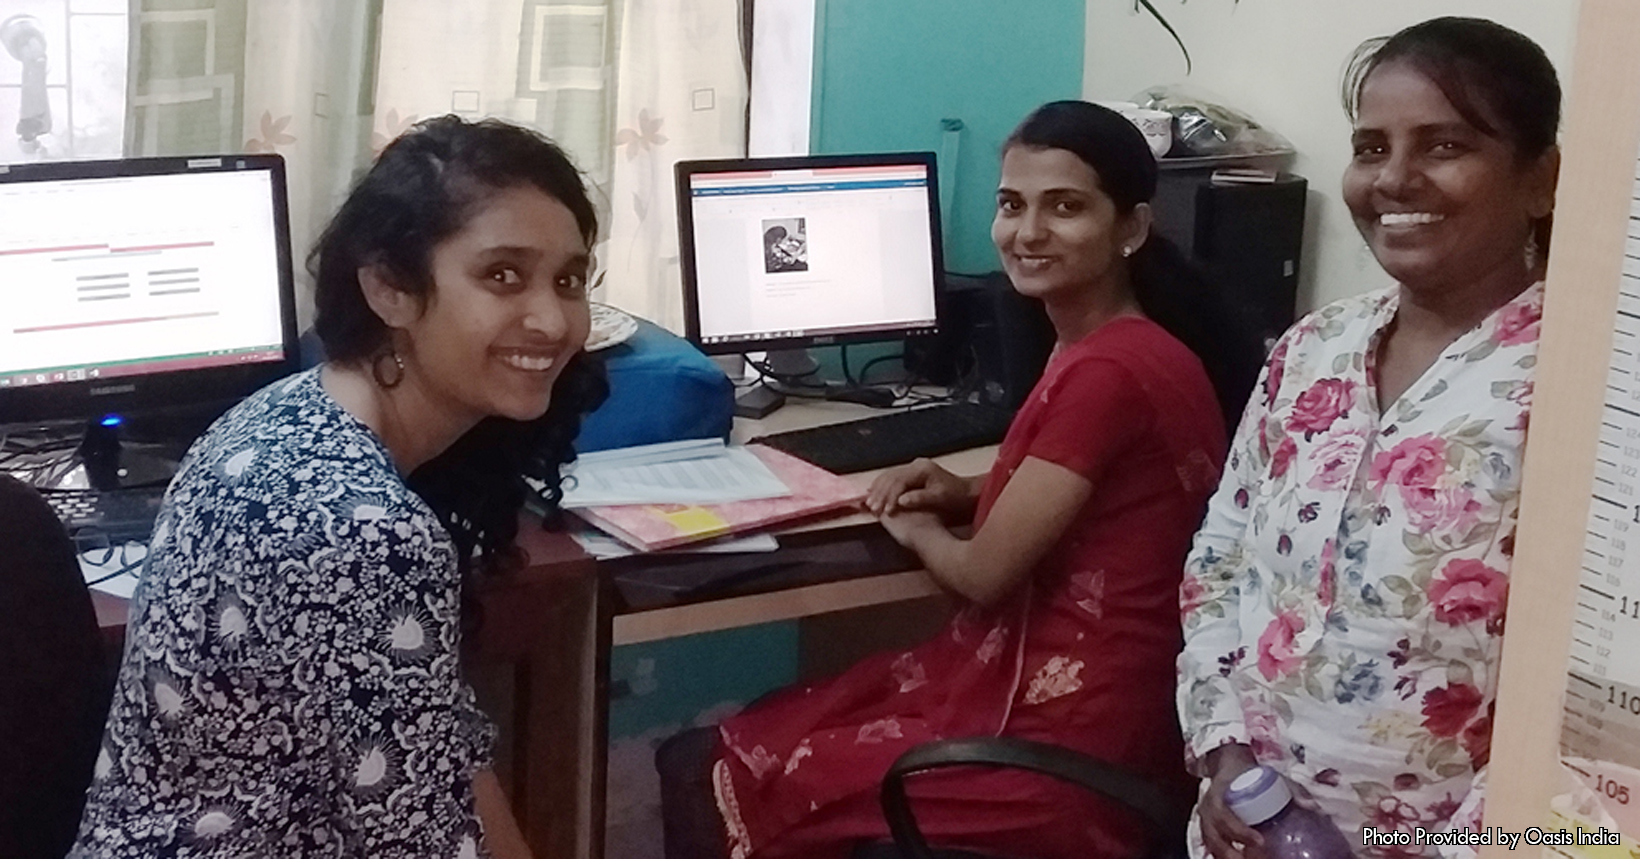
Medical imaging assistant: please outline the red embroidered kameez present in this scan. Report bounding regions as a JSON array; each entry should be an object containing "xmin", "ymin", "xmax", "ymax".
[{"xmin": 716, "ymin": 318, "xmax": 1225, "ymax": 859}]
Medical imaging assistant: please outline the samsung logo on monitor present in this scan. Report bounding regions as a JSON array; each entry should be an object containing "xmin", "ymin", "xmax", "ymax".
[
  {"xmin": 90, "ymin": 384, "xmax": 137, "ymax": 396},
  {"xmin": 812, "ymin": 335, "xmax": 836, "ymax": 344}
]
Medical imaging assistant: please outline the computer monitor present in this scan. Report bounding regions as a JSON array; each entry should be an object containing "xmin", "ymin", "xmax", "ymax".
[
  {"xmin": 0, "ymin": 155, "xmax": 299, "ymax": 487},
  {"xmin": 676, "ymin": 153, "xmax": 944, "ymax": 360}
]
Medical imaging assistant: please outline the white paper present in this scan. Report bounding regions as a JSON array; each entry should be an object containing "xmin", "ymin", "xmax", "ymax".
[
  {"xmin": 558, "ymin": 439, "xmax": 791, "ymax": 507},
  {"xmin": 570, "ymin": 527, "xmax": 780, "ymax": 559},
  {"xmin": 79, "ymin": 542, "xmax": 146, "ymax": 598},
  {"xmin": 573, "ymin": 438, "xmax": 725, "ymax": 468}
]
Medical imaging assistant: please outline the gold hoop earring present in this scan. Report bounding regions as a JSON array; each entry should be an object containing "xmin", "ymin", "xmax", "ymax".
[{"xmin": 371, "ymin": 350, "xmax": 405, "ymax": 389}]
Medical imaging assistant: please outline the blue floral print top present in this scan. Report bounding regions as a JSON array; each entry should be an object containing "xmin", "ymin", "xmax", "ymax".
[{"xmin": 73, "ymin": 369, "xmax": 496, "ymax": 859}]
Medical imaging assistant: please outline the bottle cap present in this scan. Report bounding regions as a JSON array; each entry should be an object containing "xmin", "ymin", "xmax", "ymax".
[{"xmin": 1225, "ymin": 766, "xmax": 1292, "ymax": 826}]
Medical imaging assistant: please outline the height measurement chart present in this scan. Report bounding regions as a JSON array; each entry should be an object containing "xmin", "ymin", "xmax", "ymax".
[
  {"xmin": 1555, "ymin": 150, "xmax": 1640, "ymax": 845},
  {"xmin": 1564, "ymin": 161, "xmax": 1640, "ymax": 765},
  {"xmin": 1485, "ymin": 3, "xmax": 1640, "ymax": 856}
]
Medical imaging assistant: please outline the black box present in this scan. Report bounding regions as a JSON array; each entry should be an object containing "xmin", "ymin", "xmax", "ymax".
[
  {"xmin": 1152, "ymin": 170, "xmax": 1308, "ymax": 351},
  {"xmin": 904, "ymin": 271, "xmax": 1054, "ymax": 411}
]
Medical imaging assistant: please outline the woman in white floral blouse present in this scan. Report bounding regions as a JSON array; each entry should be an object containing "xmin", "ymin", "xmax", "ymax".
[{"xmin": 1178, "ymin": 17, "xmax": 1561, "ymax": 859}]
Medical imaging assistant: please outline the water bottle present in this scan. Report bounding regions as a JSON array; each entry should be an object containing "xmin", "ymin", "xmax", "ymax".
[{"xmin": 1225, "ymin": 766, "xmax": 1354, "ymax": 859}]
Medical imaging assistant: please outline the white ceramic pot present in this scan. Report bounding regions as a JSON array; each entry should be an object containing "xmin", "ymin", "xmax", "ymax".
[{"xmin": 1128, "ymin": 108, "xmax": 1174, "ymax": 158}]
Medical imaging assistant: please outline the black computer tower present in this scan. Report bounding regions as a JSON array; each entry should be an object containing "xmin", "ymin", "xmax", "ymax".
[
  {"xmin": 1151, "ymin": 170, "xmax": 1308, "ymax": 352},
  {"xmin": 904, "ymin": 271, "xmax": 1054, "ymax": 411},
  {"xmin": 905, "ymin": 174, "xmax": 1304, "ymax": 409}
]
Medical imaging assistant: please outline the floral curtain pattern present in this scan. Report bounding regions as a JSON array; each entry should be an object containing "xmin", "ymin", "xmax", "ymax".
[
  {"xmin": 10, "ymin": 0, "xmax": 750, "ymax": 330},
  {"xmin": 125, "ymin": 0, "xmax": 247, "ymax": 157},
  {"xmin": 602, "ymin": 0, "xmax": 748, "ymax": 333},
  {"xmin": 237, "ymin": 0, "xmax": 377, "ymax": 325}
]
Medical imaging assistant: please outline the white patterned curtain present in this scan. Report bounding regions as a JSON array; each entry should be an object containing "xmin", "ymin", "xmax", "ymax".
[
  {"xmin": 2, "ymin": 0, "xmax": 749, "ymax": 330},
  {"xmin": 602, "ymin": 0, "xmax": 748, "ymax": 333},
  {"xmin": 239, "ymin": 0, "xmax": 377, "ymax": 326}
]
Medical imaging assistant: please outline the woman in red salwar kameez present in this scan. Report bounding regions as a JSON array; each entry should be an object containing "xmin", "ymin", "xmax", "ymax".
[{"xmin": 660, "ymin": 101, "xmax": 1260, "ymax": 859}]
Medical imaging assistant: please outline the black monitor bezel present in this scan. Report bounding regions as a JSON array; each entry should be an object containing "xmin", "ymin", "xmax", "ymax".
[
  {"xmin": 675, "ymin": 151, "xmax": 946, "ymax": 356},
  {"xmin": 0, "ymin": 154, "xmax": 300, "ymax": 429}
]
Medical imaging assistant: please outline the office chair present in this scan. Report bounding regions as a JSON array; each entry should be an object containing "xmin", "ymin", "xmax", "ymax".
[
  {"xmin": 0, "ymin": 475, "xmax": 114, "ymax": 859},
  {"xmin": 855, "ymin": 737, "xmax": 1190, "ymax": 859}
]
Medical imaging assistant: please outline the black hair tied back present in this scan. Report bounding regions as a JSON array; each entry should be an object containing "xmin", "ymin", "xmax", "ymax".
[{"xmin": 1006, "ymin": 100, "xmax": 1265, "ymax": 430}]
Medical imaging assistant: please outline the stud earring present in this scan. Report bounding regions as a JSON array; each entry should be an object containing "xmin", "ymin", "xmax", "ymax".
[{"xmin": 1121, "ymin": 246, "xmax": 1134, "ymax": 258}]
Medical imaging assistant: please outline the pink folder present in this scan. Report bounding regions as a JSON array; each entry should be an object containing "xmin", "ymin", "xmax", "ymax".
[{"xmin": 571, "ymin": 444, "xmax": 865, "ymax": 551}]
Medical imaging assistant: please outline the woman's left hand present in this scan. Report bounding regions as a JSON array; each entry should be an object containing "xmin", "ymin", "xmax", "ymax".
[{"xmin": 878, "ymin": 507, "xmax": 944, "ymax": 549}]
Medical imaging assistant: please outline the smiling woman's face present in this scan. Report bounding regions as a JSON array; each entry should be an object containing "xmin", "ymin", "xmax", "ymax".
[
  {"xmin": 1341, "ymin": 61, "xmax": 1556, "ymax": 295},
  {"xmin": 992, "ymin": 145, "xmax": 1135, "ymax": 303},
  {"xmin": 397, "ymin": 185, "xmax": 593, "ymax": 426}
]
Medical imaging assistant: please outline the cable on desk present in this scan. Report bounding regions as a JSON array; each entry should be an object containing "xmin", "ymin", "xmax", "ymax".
[
  {"xmin": 856, "ymin": 353, "xmax": 905, "ymax": 387},
  {"xmin": 840, "ymin": 344, "xmax": 857, "ymax": 389},
  {"xmin": 75, "ymin": 539, "xmax": 147, "ymax": 585},
  {"xmin": 735, "ymin": 358, "xmax": 801, "ymax": 392},
  {"xmin": 871, "ymin": 341, "xmax": 986, "ymax": 409},
  {"xmin": 832, "ymin": 346, "xmax": 903, "ymax": 408},
  {"xmin": 739, "ymin": 346, "xmax": 985, "ymax": 410},
  {"xmin": 745, "ymin": 355, "xmax": 827, "ymax": 392}
]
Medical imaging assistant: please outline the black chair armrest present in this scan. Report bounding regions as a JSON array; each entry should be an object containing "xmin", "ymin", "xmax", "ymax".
[{"xmin": 879, "ymin": 737, "xmax": 1188, "ymax": 859}]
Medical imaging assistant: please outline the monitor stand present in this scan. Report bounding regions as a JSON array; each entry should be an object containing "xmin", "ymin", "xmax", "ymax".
[
  {"xmin": 78, "ymin": 419, "xmax": 182, "ymax": 491},
  {"xmin": 735, "ymin": 348, "xmax": 820, "ymax": 419}
]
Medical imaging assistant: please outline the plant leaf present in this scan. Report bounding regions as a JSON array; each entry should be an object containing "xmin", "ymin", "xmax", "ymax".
[{"xmin": 1135, "ymin": 0, "xmax": 1192, "ymax": 73}]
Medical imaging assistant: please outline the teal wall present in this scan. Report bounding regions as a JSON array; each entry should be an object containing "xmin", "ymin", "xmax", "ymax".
[
  {"xmin": 809, "ymin": 0, "xmax": 1086, "ymax": 273},
  {"xmin": 607, "ymin": 623, "xmax": 799, "ymax": 740}
]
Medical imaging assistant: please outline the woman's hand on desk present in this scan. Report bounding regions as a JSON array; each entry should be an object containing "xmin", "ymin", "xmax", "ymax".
[
  {"xmin": 865, "ymin": 458, "xmax": 980, "ymax": 519},
  {"xmin": 877, "ymin": 507, "xmax": 946, "ymax": 549},
  {"xmin": 875, "ymin": 456, "xmax": 1091, "ymax": 608}
]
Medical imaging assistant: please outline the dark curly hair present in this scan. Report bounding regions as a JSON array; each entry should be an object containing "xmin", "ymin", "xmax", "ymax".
[{"xmin": 308, "ymin": 115, "xmax": 610, "ymax": 605}]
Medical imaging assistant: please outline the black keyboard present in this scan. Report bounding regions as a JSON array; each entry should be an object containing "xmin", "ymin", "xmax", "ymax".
[
  {"xmin": 751, "ymin": 401, "xmax": 1014, "ymax": 474},
  {"xmin": 45, "ymin": 487, "xmax": 165, "ymax": 544}
]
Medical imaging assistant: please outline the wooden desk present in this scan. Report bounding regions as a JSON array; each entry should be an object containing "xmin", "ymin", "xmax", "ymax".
[
  {"xmin": 612, "ymin": 401, "xmax": 997, "ymax": 645},
  {"xmin": 90, "ymin": 399, "xmax": 999, "ymax": 859},
  {"xmin": 508, "ymin": 399, "xmax": 997, "ymax": 859}
]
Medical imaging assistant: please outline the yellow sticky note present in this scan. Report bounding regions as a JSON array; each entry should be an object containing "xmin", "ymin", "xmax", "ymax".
[{"xmin": 656, "ymin": 506, "xmax": 730, "ymax": 537}]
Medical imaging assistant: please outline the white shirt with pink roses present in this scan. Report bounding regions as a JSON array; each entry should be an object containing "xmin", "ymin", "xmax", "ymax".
[{"xmin": 1178, "ymin": 282, "xmax": 1542, "ymax": 858}]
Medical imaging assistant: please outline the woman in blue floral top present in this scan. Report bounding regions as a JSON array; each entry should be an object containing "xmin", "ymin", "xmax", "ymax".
[
  {"xmin": 1178, "ymin": 18, "xmax": 1561, "ymax": 859},
  {"xmin": 72, "ymin": 117, "xmax": 607, "ymax": 858}
]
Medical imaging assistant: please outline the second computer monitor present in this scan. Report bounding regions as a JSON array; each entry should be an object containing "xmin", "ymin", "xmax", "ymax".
[
  {"xmin": 676, "ymin": 152, "xmax": 944, "ymax": 355},
  {"xmin": 0, "ymin": 155, "xmax": 298, "ymax": 429}
]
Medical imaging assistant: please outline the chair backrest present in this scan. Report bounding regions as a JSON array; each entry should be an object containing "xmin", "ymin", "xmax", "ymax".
[
  {"xmin": 879, "ymin": 737, "xmax": 1189, "ymax": 859},
  {"xmin": 0, "ymin": 475, "xmax": 114, "ymax": 859}
]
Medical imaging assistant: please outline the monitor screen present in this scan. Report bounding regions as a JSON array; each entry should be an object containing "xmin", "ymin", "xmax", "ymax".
[
  {"xmin": 0, "ymin": 155, "xmax": 298, "ymax": 428},
  {"xmin": 676, "ymin": 153, "xmax": 943, "ymax": 354}
]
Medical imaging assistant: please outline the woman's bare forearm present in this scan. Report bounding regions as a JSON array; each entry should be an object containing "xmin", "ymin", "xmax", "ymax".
[{"xmin": 474, "ymin": 769, "xmax": 535, "ymax": 859}]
